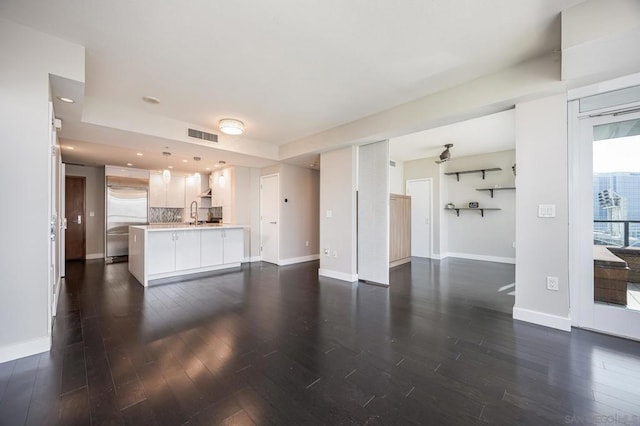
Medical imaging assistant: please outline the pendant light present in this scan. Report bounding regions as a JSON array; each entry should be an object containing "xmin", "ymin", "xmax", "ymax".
[
  {"xmin": 162, "ymin": 152, "xmax": 172, "ymax": 184},
  {"xmin": 193, "ymin": 157, "xmax": 201, "ymax": 185},
  {"xmin": 218, "ymin": 160, "xmax": 226, "ymax": 187}
]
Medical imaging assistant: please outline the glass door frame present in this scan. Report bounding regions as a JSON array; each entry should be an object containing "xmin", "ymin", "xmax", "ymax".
[{"xmin": 569, "ymin": 100, "xmax": 640, "ymax": 340}]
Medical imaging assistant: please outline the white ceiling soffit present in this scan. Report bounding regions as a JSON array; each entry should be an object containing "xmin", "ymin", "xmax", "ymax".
[
  {"xmin": 389, "ymin": 109, "xmax": 516, "ymax": 162},
  {"xmin": 1, "ymin": 0, "xmax": 582, "ymax": 152}
]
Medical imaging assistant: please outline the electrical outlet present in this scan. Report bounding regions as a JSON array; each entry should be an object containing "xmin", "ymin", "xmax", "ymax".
[{"xmin": 546, "ymin": 276, "xmax": 559, "ymax": 291}]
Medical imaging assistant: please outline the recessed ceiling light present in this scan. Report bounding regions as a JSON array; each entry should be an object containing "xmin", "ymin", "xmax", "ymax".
[
  {"xmin": 57, "ymin": 96, "xmax": 74, "ymax": 103},
  {"xmin": 168, "ymin": 165, "xmax": 173, "ymax": 169},
  {"xmin": 136, "ymin": 152, "xmax": 143, "ymax": 156},
  {"xmin": 182, "ymin": 159, "xmax": 188, "ymax": 163},
  {"xmin": 127, "ymin": 163, "xmax": 133, "ymax": 167},
  {"xmin": 142, "ymin": 96, "xmax": 160, "ymax": 104},
  {"xmin": 65, "ymin": 146, "xmax": 75, "ymax": 150},
  {"xmin": 205, "ymin": 167, "xmax": 211, "ymax": 171}
]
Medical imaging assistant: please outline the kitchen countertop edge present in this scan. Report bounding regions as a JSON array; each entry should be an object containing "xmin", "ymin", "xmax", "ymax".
[{"xmin": 131, "ymin": 224, "xmax": 247, "ymax": 231}]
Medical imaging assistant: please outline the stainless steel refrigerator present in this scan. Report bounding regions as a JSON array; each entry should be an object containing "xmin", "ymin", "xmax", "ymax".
[{"xmin": 105, "ymin": 176, "xmax": 148, "ymax": 262}]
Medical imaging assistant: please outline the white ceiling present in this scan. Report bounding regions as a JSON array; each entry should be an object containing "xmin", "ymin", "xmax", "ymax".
[
  {"xmin": 389, "ymin": 109, "xmax": 516, "ymax": 162},
  {"xmin": 0, "ymin": 0, "xmax": 583, "ymax": 171}
]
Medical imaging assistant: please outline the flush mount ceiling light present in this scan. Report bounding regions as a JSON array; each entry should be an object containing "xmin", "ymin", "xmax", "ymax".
[
  {"xmin": 142, "ymin": 96, "xmax": 160, "ymax": 105},
  {"xmin": 219, "ymin": 119, "xmax": 244, "ymax": 135},
  {"xmin": 162, "ymin": 151, "xmax": 172, "ymax": 184},
  {"xmin": 435, "ymin": 144, "xmax": 454, "ymax": 164},
  {"xmin": 57, "ymin": 96, "xmax": 74, "ymax": 103}
]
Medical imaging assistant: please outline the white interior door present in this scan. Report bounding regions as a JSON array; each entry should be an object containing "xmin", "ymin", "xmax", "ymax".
[
  {"xmin": 406, "ymin": 179, "xmax": 432, "ymax": 258},
  {"xmin": 571, "ymin": 105, "xmax": 640, "ymax": 340},
  {"xmin": 260, "ymin": 174, "xmax": 279, "ymax": 264}
]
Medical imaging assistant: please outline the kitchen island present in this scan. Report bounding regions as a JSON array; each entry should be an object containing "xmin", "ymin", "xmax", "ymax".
[{"xmin": 128, "ymin": 224, "xmax": 245, "ymax": 287}]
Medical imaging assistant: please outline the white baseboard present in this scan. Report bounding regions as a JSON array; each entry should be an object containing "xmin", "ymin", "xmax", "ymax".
[
  {"xmin": 278, "ymin": 254, "xmax": 319, "ymax": 266},
  {"xmin": 446, "ymin": 252, "xmax": 515, "ymax": 264},
  {"xmin": 0, "ymin": 336, "xmax": 51, "ymax": 364},
  {"xmin": 318, "ymin": 268, "xmax": 358, "ymax": 282},
  {"xmin": 249, "ymin": 256, "xmax": 262, "ymax": 262},
  {"xmin": 85, "ymin": 253, "xmax": 104, "ymax": 260},
  {"xmin": 430, "ymin": 253, "xmax": 446, "ymax": 260},
  {"xmin": 513, "ymin": 307, "xmax": 571, "ymax": 332}
]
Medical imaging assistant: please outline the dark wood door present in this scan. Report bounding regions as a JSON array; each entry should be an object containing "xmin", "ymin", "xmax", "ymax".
[{"xmin": 65, "ymin": 176, "xmax": 86, "ymax": 260}]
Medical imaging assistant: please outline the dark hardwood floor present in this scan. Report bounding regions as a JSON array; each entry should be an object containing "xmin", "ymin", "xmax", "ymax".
[{"xmin": 1, "ymin": 258, "xmax": 640, "ymax": 425}]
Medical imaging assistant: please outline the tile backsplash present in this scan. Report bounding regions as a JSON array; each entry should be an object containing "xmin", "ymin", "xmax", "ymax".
[
  {"xmin": 148, "ymin": 206, "xmax": 223, "ymax": 223},
  {"xmin": 149, "ymin": 207, "xmax": 183, "ymax": 223}
]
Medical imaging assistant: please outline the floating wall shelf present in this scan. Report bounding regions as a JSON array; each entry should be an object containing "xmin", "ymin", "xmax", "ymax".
[
  {"xmin": 444, "ymin": 168, "xmax": 502, "ymax": 181},
  {"xmin": 445, "ymin": 207, "xmax": 501, "ymax": 217},
  {"xmin": 475, "ymin": 187, "xmax": 516, "ymax": 198}
]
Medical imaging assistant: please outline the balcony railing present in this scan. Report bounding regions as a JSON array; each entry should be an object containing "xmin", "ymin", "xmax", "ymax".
[{"xmin": 593, "ymin": 220, "xmax": 640, "ymax": 247}]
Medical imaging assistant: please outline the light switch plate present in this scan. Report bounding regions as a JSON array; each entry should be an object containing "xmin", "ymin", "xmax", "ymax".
[
  {"xmin": 326, "ymin": 210, "xmax": 333, "ymax": 218},
  {"xmin": 538, "ymin": 204, "xmax": 556, "ymax": 218}
]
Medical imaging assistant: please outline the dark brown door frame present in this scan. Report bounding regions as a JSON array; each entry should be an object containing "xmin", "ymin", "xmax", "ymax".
[{"xmin": 65, "ymin": 176, "xmax": 86, "ymax": 260}]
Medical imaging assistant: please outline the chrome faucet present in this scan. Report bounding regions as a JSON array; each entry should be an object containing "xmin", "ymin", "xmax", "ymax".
[{"xmin": 190, "ymin": 200, "xmax": 198, "ymax": 225}]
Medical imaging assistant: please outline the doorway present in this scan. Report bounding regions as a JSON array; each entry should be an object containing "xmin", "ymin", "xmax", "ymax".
[
  {"xmin": 570, "ymin": 101, "xmax": 640, "ymax": 340},
  {"xmin": 406, "ymin": 178, "xmax": 432, "ymax": 258},
  {"xmin": 260, "ymin": 174, "xmax": 279, "ymax": 264},
  {"xmin": 65, "ymin": 176, "xmax": 86, "ymax": 260}
]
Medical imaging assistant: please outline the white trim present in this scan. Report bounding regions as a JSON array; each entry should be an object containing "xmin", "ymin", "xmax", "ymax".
[
  {"xmin": 567, "ymin": 71, "xmax": 640, "ymax": 101},
  {"xmin": 0, "ymin": 336, "xmax": 51, "ymax": 364},
  {"xmin": 146, "ymin": 262, "xmax": 242, "ymax": 287},
  {"xmin": 318, "ymin": 268, "xmax": 358, "ymax": 282},
  {"xmin": 85, "ymin": 253, "xmax": 104, "ymax": 260},
  {"xmin": 513, "ymin": 307, "xmax": 571, "ymax": 332},
  {"xmin": 446, "ymin": 252, "xmax": 515, "ymax": 264},
  {"xmin": 249, "ymin": 256, "xmax": 262, "ymax": 262},
  {"xmin": 53, "ymin": 276, "xmax": 62, "ymax": 317},
  {"xmin": 278, "ymin": 254, "xmax": 319, "ymax": 266},
  {"xmin": 431, "ymin": 253, "xmax": 447, "ymax": 260},
  {"xmin": 406, "ymin": 178, "xmax": 434, "ymax": 259},
  {"xmin": 260, "ymin": 173, "xmax": 280, "ymax": 265}
]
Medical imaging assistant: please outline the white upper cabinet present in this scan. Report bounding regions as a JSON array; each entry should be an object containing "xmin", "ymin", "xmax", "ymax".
[{"xmin": 150, "ymin": 171, "xmax": 186, "ymax": 208}]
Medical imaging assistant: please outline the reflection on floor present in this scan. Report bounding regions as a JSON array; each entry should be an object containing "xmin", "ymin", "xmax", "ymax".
[
  {"xmin": 628, "ymin": 283, "xmax": 640, "ymax": 311},
  {"xmin": 1, "ymin": 258, "xmax": 640, "ymax": 424}
]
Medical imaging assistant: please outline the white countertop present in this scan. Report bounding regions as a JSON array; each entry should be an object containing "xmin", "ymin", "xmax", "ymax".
[{"xmin": 131, "ymin": 224, "xmax": 246, "ymax": 231}]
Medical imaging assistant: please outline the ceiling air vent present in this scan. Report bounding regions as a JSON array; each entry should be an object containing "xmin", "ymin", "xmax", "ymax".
[{"xmin": 188, "ymin": 128, "xmax": 218, "ymax": 143}]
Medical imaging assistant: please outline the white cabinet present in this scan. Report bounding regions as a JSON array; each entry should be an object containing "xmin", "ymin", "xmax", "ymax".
[
  {"xmin": 185, "ymin": 175, "xmax": 200, "ymax": 213},
  {"xmin": 149, "ymin": 172, "xmax": 186, "ymax": 208},
  {"xmin": 146, "ymin": 230, "xmax": 200, "ymax": 275},
  {"xmin": 175, "ymin": 230, "xmax": 201, "ymax": 270},
  {"xmin": 200, "ymin": 228, "xmax": 243, "ymax": 266},
  {"xmin": 167, "ymin": 175, "xmax": 186, "ymax": 208},
  {"xmin": 147, "ymin": 231, "xmax": 176, "ymax": 274},
  {"xmin": 149, "ymin": 171, "xmax": 166, "ymax": 207},
  {"xmin": 129, "ymin": 226, "xmax": 245, "ymax": 287},
  {"xmin": 201, "ymin": 229, "xmax": 224, "ymax": 267},
  {"xmin": 223, "ymin": 228, "xmax": 244, "ymax": 264}
]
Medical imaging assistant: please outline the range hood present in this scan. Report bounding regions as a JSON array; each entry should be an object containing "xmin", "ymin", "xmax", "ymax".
[{"xmin": 199, "ymin": 188, "xmax": 212, "ymax": 198}]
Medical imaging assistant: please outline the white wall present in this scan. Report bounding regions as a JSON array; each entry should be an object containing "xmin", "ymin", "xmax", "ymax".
[
  {"xmin": 514, "ymin": 94, "xmax": 570, "ymax": 331},
  {"xmin": 358, "ymin": 141, "xmax": 390, "ymax": 285},
  {"xmin": 65, "ymin": 164, "xmax": 105, "ymax": 258},
  {"xmin": 279, "ymin": 164, "xmax": 320, "ymax": 262},
  {"xmin": 0, "ymin": 19, "xmax": 84, "ymax": 362},
  {"xmin": 389, "ymin": 159, "xmax": 404, "ymax": 194},
  {"xmin": 319, "ymin": 147, "xmax": 358, "ymax": 281},
  {"xmin": 260, "ymin": 163, "xmax": 320, "ymax": 264},
  {"xmin": 444, "ymin": 150, "xmax": 516, "ymax": 262},
  {"xmin": 562, "ymin": 0, "xmax": 640, "ymax": 87}
]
